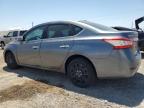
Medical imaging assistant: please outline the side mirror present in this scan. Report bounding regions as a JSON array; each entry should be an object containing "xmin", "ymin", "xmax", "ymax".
[{"xmin": 3, "ymin": 35, "xmax": 7, "ymax": 38}]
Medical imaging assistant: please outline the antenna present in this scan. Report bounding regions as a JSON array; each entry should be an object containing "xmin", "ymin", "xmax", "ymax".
[{"xmin": 32, "ymin": 22, "xmax": 34, "ymax": 27}]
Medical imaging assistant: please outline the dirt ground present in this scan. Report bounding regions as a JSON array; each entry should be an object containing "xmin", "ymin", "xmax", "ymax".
[{"xmin": 0, "ymin": 50, "xmax": 144, "ymax": 108}]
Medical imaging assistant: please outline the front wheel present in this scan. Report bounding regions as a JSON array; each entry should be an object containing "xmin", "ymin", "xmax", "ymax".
[
  {"xmin": 5, "ymin": 52, "xmax": 19, "ymax": 69},
  {"xmin": 67, "ymin": 58, "xmax": 96, "ymax": 87}
]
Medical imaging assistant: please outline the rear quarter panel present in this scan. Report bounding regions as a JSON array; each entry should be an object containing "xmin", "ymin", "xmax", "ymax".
[
  {"xmin": 63, "ymin": 35, "xmax": 119, "ymax": 77},
  {"xmin": 70, "ymin": 36, "xmax": 113, "ymax": 58}
]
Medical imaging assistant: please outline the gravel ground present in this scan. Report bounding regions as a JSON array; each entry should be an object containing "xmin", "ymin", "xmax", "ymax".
[{"xmin": 0, "ymin": 50, "xmax": 144, "ymax": 108}]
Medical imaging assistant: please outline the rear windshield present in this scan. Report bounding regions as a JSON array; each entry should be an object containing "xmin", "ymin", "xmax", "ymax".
[
  {"xmin": 20, "ymin": 30, "xmax": 27, "ymax": 36},
  {"xmin": 112, "ymin": 27, "xmax": 136, "ymax": 31},
  {"xmin": 80, "ymin": 21, "xmax": 117, "ymax": 32}
]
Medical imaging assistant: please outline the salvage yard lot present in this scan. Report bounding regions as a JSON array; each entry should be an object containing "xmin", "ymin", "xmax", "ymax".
[{"xmin": 0, "ymin": 50, "xmax": 143, "ymax": 108}]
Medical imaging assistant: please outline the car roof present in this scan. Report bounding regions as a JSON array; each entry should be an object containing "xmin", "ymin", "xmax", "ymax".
[
  {"xmin": 8, "ymin": 30, "xmax": 27, "ymax": 32},
  {"xmin": 33, "ymin": 20, "xmax": 118, "ymax": 33}
]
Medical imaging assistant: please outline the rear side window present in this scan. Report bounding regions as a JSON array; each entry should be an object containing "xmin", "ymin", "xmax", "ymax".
[
  {"xmin": 13, "ymin": 31, "xmax": 18, "ymax": 37},
  {"xmin": 72, "ymin": 25, "xmax": 83, "ymax": 35},
  {"xmin": 47, "ymin": 24, "xmax": 72, "ymax": 38},
  {"xmin": 20, "ymin": 30, "xmax": 27, "ymax": 36},
  {"xmin": 7, "ymin": 32, "xmax": 13, "ymax": 37}
]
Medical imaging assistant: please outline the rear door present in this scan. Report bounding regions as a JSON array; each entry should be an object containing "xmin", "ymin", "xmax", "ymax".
[{"xmin": 40, "ymin": 23, "xmax": 82, "ymax": 69}]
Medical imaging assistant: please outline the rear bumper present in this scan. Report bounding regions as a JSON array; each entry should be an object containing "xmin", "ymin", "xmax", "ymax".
[
  {"xmin": 91, "ymin": 49, "xmax": 141, "ymax": 78},
  {"xmin": 119, "ymin": 50, "xmax": 141, "ymax": 78}
]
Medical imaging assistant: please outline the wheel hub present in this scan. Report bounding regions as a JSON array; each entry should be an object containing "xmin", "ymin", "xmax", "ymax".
[{"xmin": 76, "ymin": 70, "xmax": 83, "ymax": 78}]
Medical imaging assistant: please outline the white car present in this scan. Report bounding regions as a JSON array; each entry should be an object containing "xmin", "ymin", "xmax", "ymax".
[{"xmin": 0, "ymin": 30, "xmax": 27, "ymax": 49}]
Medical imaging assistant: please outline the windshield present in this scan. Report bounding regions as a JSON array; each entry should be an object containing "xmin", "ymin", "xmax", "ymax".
[{"xmin": 80, "ymin": 21, "xmax": 117, "ymax": 32}]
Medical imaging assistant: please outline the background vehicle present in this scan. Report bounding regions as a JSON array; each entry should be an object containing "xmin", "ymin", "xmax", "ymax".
[
  {"xmin": 113, "ymin": 16, "xmax": 144, "ymax": 51},
  {"xmin": 0, "ymin": 30, "xmax": 27, "ymax": 49},
  {"xmin": 4, "ymin": 21, "xmax": 141, "ymax": 87}
]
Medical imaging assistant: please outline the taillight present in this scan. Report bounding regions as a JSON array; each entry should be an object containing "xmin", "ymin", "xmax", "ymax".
[{"xmin": 103, "ymin": 38, "xmax": 133, "ymax": 49}]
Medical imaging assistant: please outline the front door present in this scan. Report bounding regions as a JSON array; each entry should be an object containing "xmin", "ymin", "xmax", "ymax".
[{"xmin": 17, "ymin": 26, "xmax": 46, "ymax": 66}]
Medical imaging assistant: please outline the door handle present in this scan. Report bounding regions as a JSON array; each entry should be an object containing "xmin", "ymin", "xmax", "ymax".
[
  {"xmin": 59, "ymin": 45, "xmax": 70, "ymax": 48},
  {"xmin": 32, "ymin": 46, "xmax": 39, "ymax": 49}
]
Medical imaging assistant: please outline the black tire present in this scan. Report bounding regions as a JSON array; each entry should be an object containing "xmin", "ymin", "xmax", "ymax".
[
  {"xmin": 67, "ymin": 58, "xmax": 96, "ymax": 87},
  {"xmin": 1, "ymin": 42, "xmax": 5, "ymax": 50},
  {"xmin": 5, "ymin": 52, "xmax": 19, "ymax": 69}
]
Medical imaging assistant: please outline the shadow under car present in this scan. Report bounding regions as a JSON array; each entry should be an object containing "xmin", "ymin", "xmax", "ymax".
[{"xmin": 3, "ymin": 66, "xmax": 144, "ymax": 107}]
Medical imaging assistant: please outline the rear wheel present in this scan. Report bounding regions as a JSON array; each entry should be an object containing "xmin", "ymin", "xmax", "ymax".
[
  {"xmin": 67, "ymin": 58, "xmax": 96, "ymax": 87},
  {"xmin": 5, "ymin": 52, "xmax": 19, "ymax": 69},
  {"xmin": 1, "ymin": 42, "xmax": 5, "ymax": 50}
]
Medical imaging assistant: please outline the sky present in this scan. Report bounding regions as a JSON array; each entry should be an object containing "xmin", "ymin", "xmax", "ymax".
[{"xmin": 0, "ymin": 0, "xmax": 143, "ymax": 31}]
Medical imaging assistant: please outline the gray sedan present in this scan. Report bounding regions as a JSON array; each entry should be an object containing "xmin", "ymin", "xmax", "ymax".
[{"xmin": 3, "ymin": 21, "xmax": 141, "ymax": 87}]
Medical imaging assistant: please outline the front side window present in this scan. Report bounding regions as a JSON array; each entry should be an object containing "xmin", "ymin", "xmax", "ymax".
[
  {"xmin": 72, "ymin": 25, "xmax": 83, "ymax": 35},
  {"xmin": 24, "ymin": 26, "xmax": 44, "ymax": 41},
  {"xmin": 13, "ymin": 31, "xmax": 18, "ymax": 37},
  {"xmin": 7, "ymin": 32, "xmax": 13, "ymax": 37},
  {"xmin": 47, "ymin": 24, "xmax": 72, "ymax": 38}
]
